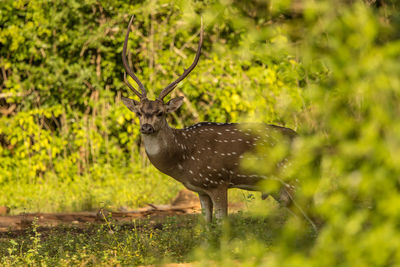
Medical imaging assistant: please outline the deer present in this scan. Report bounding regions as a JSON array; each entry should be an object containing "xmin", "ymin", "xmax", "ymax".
[{"xmin": 120, "ymin": 16, "xmax": 302, "ymax": 223}]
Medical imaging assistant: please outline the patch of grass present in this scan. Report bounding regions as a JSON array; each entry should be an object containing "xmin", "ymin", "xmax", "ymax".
[
  {"xmin": 0, "ymin": 211, "xmax": 296, "ymax": 266},
  {"xmin": 0, "ymin": 165, "xmax": 183, "ymax": 214}
]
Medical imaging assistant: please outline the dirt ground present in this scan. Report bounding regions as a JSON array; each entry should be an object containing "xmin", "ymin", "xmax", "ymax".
[{"xmin": 0, "ymin": 190, "xmax": 244, "ymax": 233}]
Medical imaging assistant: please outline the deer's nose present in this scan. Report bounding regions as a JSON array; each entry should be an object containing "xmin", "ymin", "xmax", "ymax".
[{"xmin": 140, "ymin": 124, "xmax": 155, "ymax": 134}]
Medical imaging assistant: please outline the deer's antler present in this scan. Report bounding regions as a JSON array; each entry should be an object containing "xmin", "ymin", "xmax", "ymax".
[
  {"xmin": 122, "ymin": 15, "xmax": 147, "ymax": 99},
  {"xmin": 158, "ymin": 19, "xmax": 203, "ymax": 101}
]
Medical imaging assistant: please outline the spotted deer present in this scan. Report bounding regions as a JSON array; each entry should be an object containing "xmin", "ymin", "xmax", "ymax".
[{"xmin": 121, "ymin": 16, "xmax": 297, "ymax": 222}]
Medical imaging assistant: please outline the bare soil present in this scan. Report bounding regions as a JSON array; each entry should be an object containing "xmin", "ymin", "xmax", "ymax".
[{"xmin": 0, "ymin": 190, "xmax": 244, "ymax": 234}]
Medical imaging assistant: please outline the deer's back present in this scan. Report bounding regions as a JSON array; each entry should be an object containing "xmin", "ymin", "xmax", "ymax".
[{"xmin": 167, "ymin": 122, "xmax": 295, "ymax": 190}]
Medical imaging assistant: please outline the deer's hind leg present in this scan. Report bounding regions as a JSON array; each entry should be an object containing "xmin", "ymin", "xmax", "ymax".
[{"xmin": 198, "ymin": 193, "xmax": 213, "ymax": 223}]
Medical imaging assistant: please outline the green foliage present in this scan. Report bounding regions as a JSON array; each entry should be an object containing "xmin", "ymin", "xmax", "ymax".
[
  {"xmin": 193, "ymin": 0, "xmax": 400, "ymax": 266},
  {"xmin": 0, "ymin": 0, "xmax": 304, "ymax": 211},
  {"xmin": 276, "ymin": 1, "xmax": 400, "ymax": 265},
  {"xmin": 2, "ymin": 0, "xmax": 398, "ymax": 265}
]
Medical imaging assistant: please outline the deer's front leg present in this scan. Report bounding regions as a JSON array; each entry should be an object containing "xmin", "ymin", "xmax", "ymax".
[
  {"xmin": 208, "ymin": 187, "xmax": 228, "ymax": 221},
  {"xmin": 198, "ymin": 193, "xmax": 213, "ymax": 223}
]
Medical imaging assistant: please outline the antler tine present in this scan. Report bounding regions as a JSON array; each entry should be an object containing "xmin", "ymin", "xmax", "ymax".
[
  {"xmin": 158, "ymin": 18, "xmax": 204, "ymax": 101},
  {"xmin": 122, "ymin": 15, "xmax": 147, "ymax": 99}
]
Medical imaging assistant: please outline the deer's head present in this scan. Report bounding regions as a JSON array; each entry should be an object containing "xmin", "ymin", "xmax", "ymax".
[{"xmin": 121, "ymin": 16, "xmax": 203, "ymax": 135}]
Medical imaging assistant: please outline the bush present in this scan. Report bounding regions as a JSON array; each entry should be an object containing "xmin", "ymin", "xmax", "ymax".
[{"xmin": 195, "ymin": 0, "xmax": 400, "ymax": 265}]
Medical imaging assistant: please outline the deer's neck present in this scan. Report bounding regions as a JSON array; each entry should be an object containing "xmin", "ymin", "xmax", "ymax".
[
  {"xmin": 142, "ymin": 127, "xmax": 173, "ymax": 156},
  {"xmin": 142, "ymin": 125, "xmax": 182, "ymax": 174}
]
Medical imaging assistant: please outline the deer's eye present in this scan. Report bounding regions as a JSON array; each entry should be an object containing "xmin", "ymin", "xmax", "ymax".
[
  {"xmin": 156, "ymin": 111, "xmax": 163, "ymax": 117},
  {"xmin": 136, "ymin": 112, "xmax": 142, "ymax": 117}
]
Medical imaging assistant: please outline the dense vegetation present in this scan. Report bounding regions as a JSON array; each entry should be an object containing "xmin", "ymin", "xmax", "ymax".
[
  {"xmin": 0, "ymin": 0, "xmax": 304, "ymax": 212},
  {"xmin": 1, "ymin": 0, "xmax": 400, "ymax": 265}
]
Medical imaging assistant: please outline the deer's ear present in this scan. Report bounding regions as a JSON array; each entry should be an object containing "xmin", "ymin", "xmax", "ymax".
[
  {"xmin": 166, "ymin": 96, "xmax": 184, "ymax": 113},
  {"xmin": 121, "ymin": 96, "xmax": 140, "ymax": 112}
]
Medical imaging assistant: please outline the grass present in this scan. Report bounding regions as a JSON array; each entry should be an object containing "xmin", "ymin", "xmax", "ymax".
[
  {"xmin": 0, "ymin": 165, "xmax": 182, "ymax": 214},
  {"xmin": 0, "ymin": 210, "xmax": 298, "ymax": 266},
  {"xmin": 0, "ymin": 161, "xmax": 316, "ymax": 266}
]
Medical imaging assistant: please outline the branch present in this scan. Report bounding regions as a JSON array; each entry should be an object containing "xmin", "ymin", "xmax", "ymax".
[
  {"xmin": 0, "ymin": 90, "xmax": 32, "ymax": 99},
  {"xmin": 0, "ymin": 104, "xmax": 16, "ymax": 115}
]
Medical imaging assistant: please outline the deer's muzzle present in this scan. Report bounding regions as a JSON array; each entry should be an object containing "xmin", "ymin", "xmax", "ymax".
[{"xmin": 140, "ymin": 124, "xmax": 155, "ymax": 134}]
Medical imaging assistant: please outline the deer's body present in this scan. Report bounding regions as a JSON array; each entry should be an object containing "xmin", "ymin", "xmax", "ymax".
[
  {"xmin": 144, "ymin": 122, "xmax": 295, "ymax": 190},
  {"xmin": 141, "ymin": 120, "xmax": 296, "ymax": 221},
  {"xmin": 120, "ymin": 16, "xmax": 296, "ymax": 222}
]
